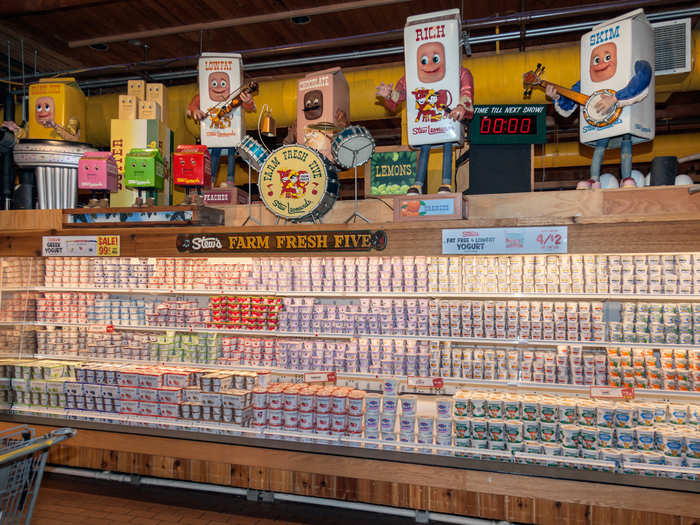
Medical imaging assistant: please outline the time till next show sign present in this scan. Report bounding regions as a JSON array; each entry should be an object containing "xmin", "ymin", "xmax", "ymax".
[
  {"xmin": 469, "ymin": 104, "xmax": 547, "ymax": 145},
  {"xmin": 176, "ymin": 230, "xmax": 387, "ymax": 253}
]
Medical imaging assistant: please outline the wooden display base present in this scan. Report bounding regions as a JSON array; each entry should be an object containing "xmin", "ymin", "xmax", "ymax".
[
  {"xmin": 62, "ymin": 205, "xmax": 225, "ymax": 227},
  {"xmin": 1, "ymin": 419, "xmax": 697, "ymax": 525},
  {"xmin": 393, "ymin": 192, "xmax": 467, "ymax": 222}
]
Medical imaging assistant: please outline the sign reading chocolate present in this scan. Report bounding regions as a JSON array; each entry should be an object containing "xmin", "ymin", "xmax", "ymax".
[
  {"xmin": 176, "ymin": 230, "xmax": 387, "ymax": 253},
  {"xmin": 258, "ymin": 144, "xmax": 339, "ymax": 222}
]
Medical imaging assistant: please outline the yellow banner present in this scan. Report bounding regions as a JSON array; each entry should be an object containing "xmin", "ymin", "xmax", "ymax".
[{"xmin": 97, "ymin": 235, "xmax": 120, "ymax": 256}]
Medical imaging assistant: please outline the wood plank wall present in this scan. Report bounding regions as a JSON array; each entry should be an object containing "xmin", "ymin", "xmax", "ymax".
[{"xmin": 3, "ymin": 423, "xmax": 697, "ymax": 525}]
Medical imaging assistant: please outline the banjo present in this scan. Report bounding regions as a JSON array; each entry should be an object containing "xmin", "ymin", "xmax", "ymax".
[{"xmin": 523, "ymin": 64, "xmax": 622, "ymax": 128}]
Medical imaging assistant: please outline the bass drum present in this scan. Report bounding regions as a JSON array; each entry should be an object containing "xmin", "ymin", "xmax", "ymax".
[{"xmin": 258, "ymin": 144, "xmax": 339, "ymax": 223}]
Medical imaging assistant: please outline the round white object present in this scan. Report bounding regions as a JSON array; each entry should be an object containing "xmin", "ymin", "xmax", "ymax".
[
  {"xmin": 630, "ymin": 170, "xmax": 645, "ymax": 187},
  {"xmin": 675, "ymin": 174, "xmax": 693, "ymax": 186},
  {"xmin": 621, "ymin": 177, "xmax": 637, "ymax": 187},
  {"xmin": 600, "ymin": 173, "xmax": 619, "ymax": 189}
]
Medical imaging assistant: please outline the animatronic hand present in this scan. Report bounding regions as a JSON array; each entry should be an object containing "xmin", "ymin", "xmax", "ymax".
[
  {"xmin": 335, "ymin": 109, "xmax": 349, "ymax": 130},
  {"xmin": 191, "ymin": 108, "xmax": 207, "ymax": 121},
  {"xmin": 545, "ymin": 84, "xmax": 560, "ymax": 101},
  {"xmin": 376, "ymin": 82, "xmax": 393, "ymax": 100},
  {"xmin": 449, "ymin": 105, "xmax": 467, "ymax": 121},
  {"xmin": 594, "ymin": 93, "xmax": 618, "ymax": 115},
  {"xmin": 1, "ymin": 121, "xmax": 20, "ymax": 133}
]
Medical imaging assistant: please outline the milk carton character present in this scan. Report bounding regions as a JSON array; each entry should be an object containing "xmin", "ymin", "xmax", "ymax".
[
  {"xmin": 28, "ymin": 78, "xmax": 85, "ymax": 141},
  {"xmin": 173, "ymin": 145, "xmax": 212, "ymax": 204},
  {"xmin": 187, "ymin": 53, "xmax": 256, "ymax": 186},
  {"xmin": 286, "ymin": 67, "xmax": 349, "ymax": 161},
  {"xmin": 376, "ymin": 9, "xmax": 474, "ymax": 194},
  {"xmin": 547, "ymin": 9, "xmax": 654, "ymax": 184}
]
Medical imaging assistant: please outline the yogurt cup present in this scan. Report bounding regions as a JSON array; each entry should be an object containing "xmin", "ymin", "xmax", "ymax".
[
  {"xmin": 560, "ymin": 424, "xmax": 580, "ymax": 448},
  {"xmin": 471, "ymin": 419, "xmax": 488, "ymax": 440},
  {"xmin": 453, "ymin": 417, "xmax": 470, "ymax": 438},
  {"xmin": 435, "ymin": 397, "xmax": 453, "ymax": 419},
  {"xmin": 487, "ymin": 398, "xmax": 504, "ymax": 419},
  {"xmin": 365, "ymin": 393, "xmax": 381, "ymax": 414},
  {"xmin": 488, "ymin": 419, "xmax": 505, "ymax": 442},
  {"xmin": 596, "ymin": 403, "xmax": 615, "ymax": 428},
  {"xmin": 539, "ymin": 399, "xmax": 558, "ymax": 423},
  {"xmin": 523, "ymin": 421, "xmax": 540, "ymax": 441},
  {"xmin": 635, "ymin": 427, "xmax": 656, "ymax": 451},
  {"xmin": 400, "ymin": 395, "xmax": 418, "ymax": 416},
  {"xmin": 616, "ymin": 427, "xmax": 636, "ymax": 449},
  {"xmin": 614, "ymin": 403, "xmax": 636, "ymax": 428},
  {"xmin": 668, "ymin": 404, "xmax": 689, "ymax": 425},
  {"xmin": 505, "ymin": 420, "xmax": 523, "ymax": 443},
  {"xmin": 540, "ymin": 422, "xmax": 558, "ymax": 443},
  {"xmin": 382, "ymin": 396, "xmax": 398, "ymax": 414}
]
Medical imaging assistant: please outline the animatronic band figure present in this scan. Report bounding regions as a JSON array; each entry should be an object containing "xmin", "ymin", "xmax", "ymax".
[
  {"xmin": 377, "ymin": 9, "xmax": 473, "ymax": 194},
  {"xmin": 187, "ymin": 53, "xmax": 257, "ymax": 187},
  {"xmin": 543, "ymin": 9, "xmax": 654, "ymax": 186}
]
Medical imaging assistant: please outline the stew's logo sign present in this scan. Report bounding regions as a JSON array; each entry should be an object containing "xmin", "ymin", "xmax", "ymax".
[{"xmin": 177, "ymin": 230, "xmax": 387, "ymax": 253}]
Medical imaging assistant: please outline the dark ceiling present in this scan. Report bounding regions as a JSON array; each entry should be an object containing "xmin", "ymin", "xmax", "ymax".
[{"xmin": 0, "ymin": 0, "xmax": 696, "ymax": 85}]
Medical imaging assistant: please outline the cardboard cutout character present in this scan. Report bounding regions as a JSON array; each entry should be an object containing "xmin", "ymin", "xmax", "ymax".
[
  {"xmin": 187, "ymin": 53, "xmax": 256, "ymax": 186},
  {"xmin": 376, "ymin": 9, "xmax": 473, "ymax": 194},
  {"xmin": 547, "ymin": 9, "xmax": 654, "ymax": 184}
]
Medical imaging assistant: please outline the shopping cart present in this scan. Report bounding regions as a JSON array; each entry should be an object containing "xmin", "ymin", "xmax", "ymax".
[{"xmin": 0, "ymin": 425, "xmax": 76, "ymax": 525}]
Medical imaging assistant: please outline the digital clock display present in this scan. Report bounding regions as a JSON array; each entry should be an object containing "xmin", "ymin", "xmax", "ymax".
[
  {"xmin": 469, "ymin": 105, "xmax": 546, "ymax": 145},
  {"xmin": 478, "ymin": 115, "xmax": 537, "ymax": 135}
]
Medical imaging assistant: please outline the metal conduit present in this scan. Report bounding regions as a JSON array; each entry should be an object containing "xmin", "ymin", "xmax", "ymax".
[{"xmin": 46, "ymin": 466, "xmax": 510, "ymax": 525}]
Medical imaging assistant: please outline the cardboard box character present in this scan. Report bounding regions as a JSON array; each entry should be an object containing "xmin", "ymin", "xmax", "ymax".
[
  {"xmin": 173, "ymin": 145, "xmax": 212, "ymax": 188},
  {"xmin": 197, "ymin": 53, "xmax": 245, "ymax": 148},
  {"xmin": 139, "ymin": 100, "xmax": 162, "ymax": 121},
  {"xmin": 550, "ymin": 8, "xmax": 654, "ymax": 183},
  {"xmin": 296, "ymin": 67, "xmax": 349, "ymax": 160},
  {"xmin": 128, "ymin": 80, "xmax": 145, "ymax": 100},
  {"xmin": 376, "ymin": 9, "xmax": 474, "ymax": 194},
  {"xmin": 78, "ymin": 151, "xmax": 118, "ymax": 192},
  {"xmin": 146, "ymin": 83, "xmax": 167, "ymax": 123},
  {"xmin": 118, "ymin": 95, "xmax": 139, "ymax": 120},
  {"xmin": 124, "ymin": 147, "xmax": 165, "ymax": 191},
  {"xmin": 404, "ymin": 9, "xmax": 464, "ymax": 147},
  {"xmin": 28, "ymin": 77, "xmax": 86, "ymax": 141}
]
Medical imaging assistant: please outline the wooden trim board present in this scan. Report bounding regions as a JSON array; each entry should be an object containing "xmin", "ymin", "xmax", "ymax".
[{"xmin": 2, "ymin": 421, "xmax": 697, "ymax": 523}]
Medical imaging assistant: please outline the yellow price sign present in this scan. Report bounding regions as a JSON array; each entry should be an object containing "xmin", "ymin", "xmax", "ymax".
[{"xmin": 97, "ymin": 235, "xmax": 120, "ymax": 257}]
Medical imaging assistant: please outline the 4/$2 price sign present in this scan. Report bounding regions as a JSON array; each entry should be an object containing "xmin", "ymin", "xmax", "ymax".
[
  {"xmin": 42, "ymin": 235, "xmax": 120, "ymax": 257},
  {"xmin": 442, "ymin": 226, "xmax": 567, "ymax": 255}
]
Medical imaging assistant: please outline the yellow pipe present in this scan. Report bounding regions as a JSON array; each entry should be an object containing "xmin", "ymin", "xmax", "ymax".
[
  {"xmin": 82, "ymin": 29, "xmax": 700, "ymax": 147},
  {"xmin": 536, "ymin": 133, "xmax": 700, "ymax": 169},
  {"xmin": 76, "ymin": 30, "xmax": 700, "ymax": 188}
]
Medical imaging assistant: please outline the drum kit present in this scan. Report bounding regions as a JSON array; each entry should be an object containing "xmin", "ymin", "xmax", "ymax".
[{"xmin": 239, "ymin": 123, "xmax": 375, "ymax": 223}]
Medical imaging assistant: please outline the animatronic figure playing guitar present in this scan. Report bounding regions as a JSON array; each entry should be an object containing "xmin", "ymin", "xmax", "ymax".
[
  {"xmin": 524, "ymin": 9, "xmax": 654, "ymax": 187},
  {"xmin": 377, "ymin": 9, "xmax": 473, "ymax": 195}
]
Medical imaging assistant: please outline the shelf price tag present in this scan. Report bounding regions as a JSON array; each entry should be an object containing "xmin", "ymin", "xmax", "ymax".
[
  {"xmin": 97, "ymin": 235, "xmax": 120, "ymax": 257},
  {"xmin": 590, "ymin": 386, "xmax": 634, "ymax": 400},
  {"xmin": 303, "ymin": 372, "xmax": 337, "ymax": 384},
  {"xmin": 87, "ymin": 324, "xmax": 114, "ymax": 334},
  {"xmin": 408, "ymin": 376, "xmax": 444, "ymax": 388}
]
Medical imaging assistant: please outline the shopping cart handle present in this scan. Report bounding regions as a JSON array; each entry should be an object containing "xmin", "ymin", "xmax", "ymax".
[{"xmin": 50, "ymin": 428, "xmax": 77, "ymax": 439}]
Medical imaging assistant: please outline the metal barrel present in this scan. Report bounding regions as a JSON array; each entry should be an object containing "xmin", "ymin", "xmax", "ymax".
[
  {"xmin": 36, "ymin": 166, "xmax": 46, "ymax": 209},
  {"xmin": 68, "ymin": 168, "xmax": 77, "ymax": 208},
  {"xmin": 52, "ymin": 167, "xmax": 61, "ymax": 209}
]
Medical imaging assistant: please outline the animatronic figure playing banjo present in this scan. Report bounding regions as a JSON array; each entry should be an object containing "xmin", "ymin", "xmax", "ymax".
[
  {"xmin": 376, "ymin": 9, "xmax": 473, "ymax": 195},
  {"xmin": 526, "ymin": 9, "xmax": 654, "ymax": 187}
]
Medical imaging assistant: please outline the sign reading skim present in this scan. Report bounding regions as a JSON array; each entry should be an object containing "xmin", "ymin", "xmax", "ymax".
[{"xmin": 176, "ymin": 230, "xmax": 387, "ymax": 253}]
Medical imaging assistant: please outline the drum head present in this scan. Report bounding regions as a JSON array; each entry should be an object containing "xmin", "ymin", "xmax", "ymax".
[
  {"xmin": 258, "ymin": 144, "xmax": 338, "ymax": 222},
  {"xmin": 239, "ymin": 135, "xmax": 268, "ymax": 172},
  {"xmin": 332, "ymin": 125, "xmax": 375, "ymax": 169}
]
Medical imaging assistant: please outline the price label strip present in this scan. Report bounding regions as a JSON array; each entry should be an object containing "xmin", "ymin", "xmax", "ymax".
[
  {"xmin": 407, "ymin": 376, "xmax": 444, "ymax": 389},
  {"xmin": 304, "ymin": 372, "xmax": 337, "ymax": 384},
  {"xmin": 590, "ymin": 386, "xmax": 635, "ymax": 400}
]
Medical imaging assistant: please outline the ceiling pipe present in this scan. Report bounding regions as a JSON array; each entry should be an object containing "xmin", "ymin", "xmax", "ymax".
[
  {"xmin": 5, "ymin": 5, "xmax": 699, "ymax": 90},
  {"xmin": 67, "ymin": 0, "xmax": 411, "ymax": 49}
]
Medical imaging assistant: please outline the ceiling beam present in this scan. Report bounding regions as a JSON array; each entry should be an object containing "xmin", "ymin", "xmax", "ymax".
[{"xmin": 68, "ymin": 0, "xmax": 411, "ymax": 48}]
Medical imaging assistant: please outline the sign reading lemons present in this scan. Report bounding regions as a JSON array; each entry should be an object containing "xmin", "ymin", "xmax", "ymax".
[
  {"xmin": 259, "ymin": 145, "xmax": 338, "ymax": 222},
  {"xmin": 366, "ymin": 147, "xmax": 417, "ymax": 196}
]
